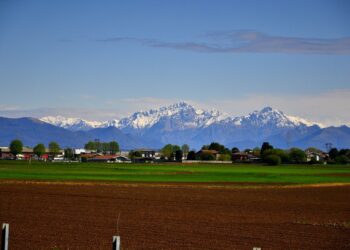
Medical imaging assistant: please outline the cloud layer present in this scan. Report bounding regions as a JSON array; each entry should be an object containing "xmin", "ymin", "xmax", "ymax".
[{"xmin": 97, "ymin": 30, "xmax": 350, "ymax": 55}]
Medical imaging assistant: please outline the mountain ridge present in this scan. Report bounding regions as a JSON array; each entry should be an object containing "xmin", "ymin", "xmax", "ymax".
[
  {"xmin": 1, "ymin": 102, "xmax": 348, "ymax": 150},
  {"xmin": 40, "ymin": 102, "xmax": 322, "ymax": 131}
]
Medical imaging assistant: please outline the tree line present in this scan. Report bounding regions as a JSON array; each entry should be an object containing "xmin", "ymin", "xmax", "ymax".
[
  {"xmin": 5, "ymin": 138, "xmax": 350, "ymax": 164},
  {"xmin": 8, "ymin": 139, "xmax": 61, "ymax": 158},
  {"xmin": 84, "ymin": 140, "xmax": 120, "ymax": 154},
  {"xmin": 148, "ymin": 141, "xmax": 350, "ymax": 165}
]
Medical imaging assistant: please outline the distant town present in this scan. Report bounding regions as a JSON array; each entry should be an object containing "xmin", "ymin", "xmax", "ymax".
[{"xmin": 1, "ymin": 139, "xmax": 349, "ymax": 165}]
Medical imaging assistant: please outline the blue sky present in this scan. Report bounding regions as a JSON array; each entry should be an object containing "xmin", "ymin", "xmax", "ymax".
[{"xmin": 0, "ymin": 0, "xmax": 349, "ymax": 125}]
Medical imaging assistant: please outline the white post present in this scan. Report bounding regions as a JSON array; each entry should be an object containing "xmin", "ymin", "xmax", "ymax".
[
  {"xmin": 253, "ymin": 247, "xmax": 261, "ymax": 250},
  {"xmin": 112, "ymin": 236, "xmax": 120, "ymax": 250},
  {"xmin": 1, "ymin": 223, "xmax": 9, "ymax": 250}
]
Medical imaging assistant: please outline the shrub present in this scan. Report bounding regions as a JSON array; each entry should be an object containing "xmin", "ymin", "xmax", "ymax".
[
  {"xmin": 289, "ymin": 148, "xmax": 307, "ymax": 163},
  {"xmin": 335, "ymin": 155, "xmax": 349, "ymax": 164},
  {"xmin": 200, "ymin": 153, "xmax": 215, "ymax": 161},
  {"xmin": 218, "ymin": 154, "xmax": 231, "ymax": 161},
  {"xmin": 265, "ymin": 155, "xmax": 281, "ymax": 166},
  {"xmin": 187, "ymin": 151, "xmax": 196, "ymax": 160}
]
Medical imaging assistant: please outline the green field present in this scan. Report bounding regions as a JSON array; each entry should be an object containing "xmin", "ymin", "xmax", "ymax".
[{"xmin": 0, "ymin": 160, "xmax": 349, "ymax": 184}]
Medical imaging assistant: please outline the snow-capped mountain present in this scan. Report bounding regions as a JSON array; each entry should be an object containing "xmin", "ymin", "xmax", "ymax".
[
  {"xmin": 117, "ymin": 102, "xmax": 228, "ymax": 131},
  {"xmin": 229, "ymin": 107, "xmax": 321, "ymax": 128},
  {"xmin": 2, "ymin": 102, "xmax": 349, "ymax": 149},
  {"xmin": 40, "ymin": 116, "xmax": 104, "ymax": 131},
  {"xmin": 40, "ymin": 102, "xmax": 319, "ymax": 132}
]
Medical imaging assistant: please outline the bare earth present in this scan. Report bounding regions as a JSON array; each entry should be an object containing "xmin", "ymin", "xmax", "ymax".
[{"xmin": 0, "ymin": 182, "xmax": 349, "ymax": 250}]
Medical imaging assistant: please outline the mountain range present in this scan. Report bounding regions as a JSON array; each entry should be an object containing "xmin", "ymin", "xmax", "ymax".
[{"xmin": 1, "ymin": 102, "xmax": 349, "ymax": 150}]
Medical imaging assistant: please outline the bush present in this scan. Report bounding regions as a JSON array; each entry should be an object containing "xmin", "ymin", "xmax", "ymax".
[
  {"xmin": 265, "ymin": 155, "xmax": 281, "ymax": 166},
  {"xmin": 187, "ymin": 151, "xmax": 196, "ymax": 160},
  {"xmin": 289, "ymin": 148, "xmax": 307, "ymax": 163},
  {"xmin": 175, "ymin": 150, "xmax": 183, "ymax": 162},
  {"xmin": 262, "ymin": 149, "xmax": 289, "ymax": 163},
  {"xmin": 200, "ymin": 153, "xmax": 215, "ymax": 161},
  {"xmin": 335, "ymin": 155, "xmax": 349, "ymax": 164},
  {"xmin": 218, "ymin": 154, "xmax": 231, "ymax": 161}
]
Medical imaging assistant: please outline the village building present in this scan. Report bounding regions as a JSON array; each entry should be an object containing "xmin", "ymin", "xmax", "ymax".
[
  {"xmin": 232, "ymin": 152, "xmax": 260, "ymax": 162},
  {"xmin": 0, "ymin": 147, "xmax": 64, "ymax": 160}
]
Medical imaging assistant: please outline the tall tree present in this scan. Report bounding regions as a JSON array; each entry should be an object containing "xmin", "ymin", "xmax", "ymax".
[
  {"xmin": 260, "ymin": 142, "xmax": 273, "ymax": 155},
  {"xmin": 208, "ymin": 142, "xmax": 230, "ymax": 154},
  {"xmin": 9, "ymin": 139, "xmax": 23, "ymax": 157},
  {"xmin": 181, "ymin": 144, "xmax": 190, "ymax": 158},
  {"xmin": 187, "ymin": 150, "xmax": 196, "ymax": 160},
  {"xmin": 231, "ymin": 147, "xmax": 240, "ymax": 154},
  {"xmin": 109, "ymin": 141, "xmax": 120, "ymax": 154},
  {"xmin": 49, "ymin": 141, "xmax": 60, "ymax": 156},
  {"xmin": 288, "ymin": 148, "xmax": 307, "ymax": 163},
  {"xmin": 175, "ymin": 150, "xmax": 183, "ymax": 162},
  {"xmin": 328, "ymin": 148, "xmax": 339, "ymax": 160},
  {"xmin": 161, "ymin": 144, "xmax": 180, "ymax": 160},
  {"xmin": 64, "ymin": 148, "xmax": 74, "ymax": 160},
  {"xmin": 102, "ymin": 143, "xmax": 110, "ymax": 154},
  {"xmin": 33, "ymin": 143, "xmax": 46, "ymax": 158},
  {"xmin": 84, "ymin": 141, "xmax": 96, "ymax": 151}
]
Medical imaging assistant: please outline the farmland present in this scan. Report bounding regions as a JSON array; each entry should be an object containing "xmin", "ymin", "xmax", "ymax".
[
  {"xmin": 0, "ymin": 161, "xmax": 350, "ymax": 249},
  {"xmin": 0, "ymin": 160, "xmax": 350, "ymax": 184}
]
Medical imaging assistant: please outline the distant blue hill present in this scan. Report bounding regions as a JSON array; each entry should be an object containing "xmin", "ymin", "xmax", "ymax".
[
  {"xmin": 0, "ymin": 117, "xmax": 143, "ymax": 149},
  {"xmin": 1, "ymin": 103, "xmax": 349, "ymax": 150}
]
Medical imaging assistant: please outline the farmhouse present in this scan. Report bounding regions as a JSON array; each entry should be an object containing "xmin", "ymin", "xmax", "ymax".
[
  {"xmin": 136, "ymin": 148, "xmax": 156, "ymax": 158},
  {"xmin": 232, "ymin": 152, "xmax": 260, "ymax": 162},
  {"xmin": 80, "ymin": 153, "xmax": 117, "ymax": 162}
]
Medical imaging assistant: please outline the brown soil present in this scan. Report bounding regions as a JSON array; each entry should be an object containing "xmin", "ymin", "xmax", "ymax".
[{"xmin": 0, "ymin": 182, "xmax": 349, "ymax": 250}]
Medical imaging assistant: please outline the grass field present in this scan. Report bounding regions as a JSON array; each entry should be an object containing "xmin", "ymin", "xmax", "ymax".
[{"xmin": 0, "ymin": 160, "xmax": 350, "ymax": 184}]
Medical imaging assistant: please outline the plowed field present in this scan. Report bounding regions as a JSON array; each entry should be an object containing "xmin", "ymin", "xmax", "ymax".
[{"xmin": 0, "ymin": 182, "xmax": 349, "ymax": 249}]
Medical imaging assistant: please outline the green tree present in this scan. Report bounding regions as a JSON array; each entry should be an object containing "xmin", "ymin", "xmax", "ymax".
[
  {"xmin": 187, "ymin": 150, "xmax": 196, "ymax": 160},
  {"xmin": 49, "ymin": 141, "xmax": 60, "ymax": 156},
  {"xmin": 328, "ymin": 148, "xmax": 338, "ymax": 160},
  {"xmin": 95, "ymin": 141, "xmax": 102, "ymax": 153},
  {"xmin": 181, "ymin": 144, "xmax": 190, "ymax": 158},
  {"xmin": 208, "ymin": 142, "xmax": 230, "ymax": 154},
  {"xmin": 200, "ymin": 152, "xmax": 215, "ymax": 161},
  {"xmin": 9, "ymin": 139, "xmax": 23, "ymax": 157},
  {"xmin": 218, "ymin": 154, "xmax": 231, "ymax": 161},
  {"xmin": 161, "ymin": 144, "xmax": 175, "ymax": 160},
  {"xmin": 175, "ymin": 150, "xmax": 183, "ymax": 162},
  {"xmin": 231, "ymin": 147, "xmax": 240, "ymax": 154},
  {"xmin": 102, "ymin": 143, "xmax": 110, "ymax": 154},
  {"xmin": 289, "ymin": 148, "xmax": 307, "ymax": 163},
  {"xmin": 252, "ymin": 147, "xmax": 261, "ymax": 157},
  {"xmin": 84, "ymin": 141, "xmax": 96, "ymax": 151},
  {"xmin": 265, "ymin": 154, "xmax": 281, "ymax": 166},
  {"xmin": 109, "ymin": 141, "xmax": 120, "ymax": 154},
  {"xmin": 263, "ymin": 148, "xmax": 289, "ymax": 163},
  {"xmin": 33, "ymin": 143, "xmax": 46, "ymax": 158},
  {"xmin": 260, "ymin": 142, "xmax": 273, "ymax": 155},
  {"xmin": 335, "ymin": 155, "xmax": 349, "ymax": 164},
  {"xmin": 64, "ymin": 148, "xmax": 74, "ymax": 160}
]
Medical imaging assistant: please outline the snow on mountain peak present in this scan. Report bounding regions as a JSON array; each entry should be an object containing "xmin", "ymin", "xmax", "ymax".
[
  {"xmin": 231, "ymin": 106, "xmax": 321, "ymax": 128},
  {"xmin": 117, "ymin": 101, "xmax": 227, "ymax": 129},
  {"xmin": 40, "ymin": 116, "xmax": 104, "ymax": 131},
  {"xmin": 40, "ymin": 103, "xmax": 321, "ymax": 132}
]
